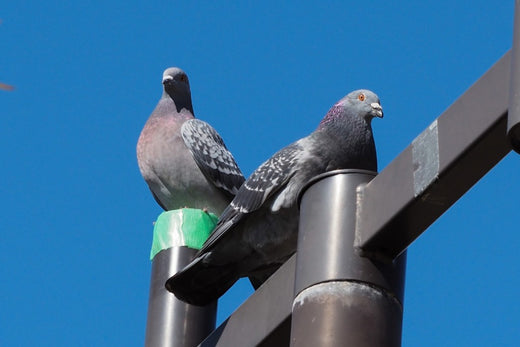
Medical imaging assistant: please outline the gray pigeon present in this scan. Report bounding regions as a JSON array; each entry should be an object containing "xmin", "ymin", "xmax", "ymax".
[
  {"xmin": 137, "ymin": 67, "xmax": 245, "ymax": 214},
  {"xmin": 166, "ymin": 89, "xmax": 383, "ymax": 305}
]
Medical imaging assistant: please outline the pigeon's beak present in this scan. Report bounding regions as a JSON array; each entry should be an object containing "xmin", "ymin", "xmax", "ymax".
[
  {"xmin": 162, "ymin": 75, "xmax": 174, "ymax": 85},
  {"xmin": 370, "ymin": 103, "xmax": 384, "ymax": 118}
]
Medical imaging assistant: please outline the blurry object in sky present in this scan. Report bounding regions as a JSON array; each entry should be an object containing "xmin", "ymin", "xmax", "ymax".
[{"xmin": 0, "ymin": 82, "xmax": 14, "ymax": 91}]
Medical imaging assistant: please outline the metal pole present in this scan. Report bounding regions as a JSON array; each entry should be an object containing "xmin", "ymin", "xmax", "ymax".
[
  {"xmin": 145, "ymin": 210, "xmax": 217, "ymax": 347},
  {"xmin": 145, "ymin": 247, "xmax": 216, "ymax": 347},
  {"xmin": 291, "ymin": 170, "xmax": 406, "ymax": 347},
  {"xmin": 509, "ymin": 0, "xmax": 520, "ymax": 153}
]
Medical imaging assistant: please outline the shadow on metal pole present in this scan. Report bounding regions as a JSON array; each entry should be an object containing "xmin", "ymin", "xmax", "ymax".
[{"xmin": 292, "ymin": 170, "xmax": 406, "ymax": 347}]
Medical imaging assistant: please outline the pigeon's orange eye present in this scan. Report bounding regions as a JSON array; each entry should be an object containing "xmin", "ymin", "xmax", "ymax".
[
  {"xmin": 358, "ymin": 93, "xmax": 365, "ymax": 101},
  {"xmin": 180, "ymin": 75, "xmax": 187, "ymax": 82}
]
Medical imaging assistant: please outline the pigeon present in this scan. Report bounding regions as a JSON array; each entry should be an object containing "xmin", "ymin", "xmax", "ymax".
[
  {"xmin": 137, "ymin": 67, "xmax": 245, "ymax": 214},
  {"xmin": 166, "ymin": 89, "xmax": 384, "ymax": 305}
]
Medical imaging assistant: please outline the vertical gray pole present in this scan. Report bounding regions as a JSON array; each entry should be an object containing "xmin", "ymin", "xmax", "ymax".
[
  {"xmin": 508, "ymin": 0, "xmax": 520, "ymax": 153},
  {"xmin": 145, "ymin": 246, "xmax": 217, "ymax": 347},
  {"xmin": 291, "ymin": 170, "xmax": 406, "ymax": 347}
]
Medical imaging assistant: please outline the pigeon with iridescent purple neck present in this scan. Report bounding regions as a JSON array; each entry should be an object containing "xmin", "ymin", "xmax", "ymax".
[
  {"xmin": 137, "ymin": 67, "xmax": 245, "ymax": 214},
  {"xmin": 166, "ymin": 89, "xmax": 384, "ymax": 306}
]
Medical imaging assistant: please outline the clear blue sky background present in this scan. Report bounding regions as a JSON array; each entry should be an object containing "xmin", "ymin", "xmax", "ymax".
[{"xmin": 1, "ymin": 1, "xmax": 518, "ymax": 346}]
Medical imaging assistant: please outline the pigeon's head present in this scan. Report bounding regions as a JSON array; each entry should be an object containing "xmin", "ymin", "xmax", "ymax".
[
  {"xmin": 318, "ymin": 89, "xmax": 383, "ymax": 130},
  {"xmin": 341, "ymin": 89, "xmax": 383, "ymax": 121},
  {"xmin": 161, "ymin": 67, "xmax": 193, "ymax": 113},
  {"xmin": 162, "ymin": 67, "xmax": 190, "ymax": 92}
]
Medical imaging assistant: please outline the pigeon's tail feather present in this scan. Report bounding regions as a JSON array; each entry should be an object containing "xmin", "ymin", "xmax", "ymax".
[
  {"xmin": 248, "ymin": 263, "xmax": 283, "ymax": 289},
  {"xmin": 248, "ymin": 276, "xmax": 264, "ymax": 290},
  {"xmin": 166, "ymin": 255, "xmax": 239, "ymax": 306}
]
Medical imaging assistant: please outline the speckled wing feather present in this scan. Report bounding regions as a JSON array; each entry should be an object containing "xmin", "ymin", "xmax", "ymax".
[
  {"xmin": 181, "ymin": 119, "xmax": 245, "ymax": 197},
  {"xmin": 199, "ymin": 141, "xmax": 304, "ymax": 253}
]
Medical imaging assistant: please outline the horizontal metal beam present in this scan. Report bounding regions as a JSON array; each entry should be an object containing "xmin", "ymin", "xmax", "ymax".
[
  {"xmin": 200, "ymin": 256, "xmax": 295, "ymax": 346},
  {"xmin": 356, "ymin": 51, "xmax": 512, "ymax": 260}
]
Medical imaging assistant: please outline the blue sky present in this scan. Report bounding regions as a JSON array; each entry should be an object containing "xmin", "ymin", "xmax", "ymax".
[{"xmin": 1, "ymin": 1, "xmax": 518, "ymax": 346}]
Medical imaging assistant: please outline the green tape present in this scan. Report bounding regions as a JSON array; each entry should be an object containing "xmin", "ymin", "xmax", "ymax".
[{"xmin": 150, "ymin": 208, "xmax": 218, "ymax": 260}]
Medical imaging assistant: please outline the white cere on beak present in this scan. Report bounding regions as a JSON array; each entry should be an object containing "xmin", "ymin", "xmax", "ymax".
[
  {"xmin": 162, "ymin": 75, "xmax": 174, "ymax": 83},
  {"xmin": 370, "ymin": 103, "xmax": 383, "ymax": 118}
]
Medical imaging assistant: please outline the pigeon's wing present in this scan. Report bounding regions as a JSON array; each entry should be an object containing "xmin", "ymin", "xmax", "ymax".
[
  {"xmin": 199, "ymin": 141, "xmax": 304, "ymax": 253},
  {"xmin": 229, "ymin": 142, "xmax": 304, "ymax": 213},
  {"xmin": 181, "ymin": 119, "xmax": 245, "ymax": 197}
]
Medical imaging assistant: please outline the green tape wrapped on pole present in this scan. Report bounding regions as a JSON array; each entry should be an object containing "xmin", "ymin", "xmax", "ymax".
[{"xmin": 150, "ymin": 208, "xmax": 218, "ymax": 260}]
